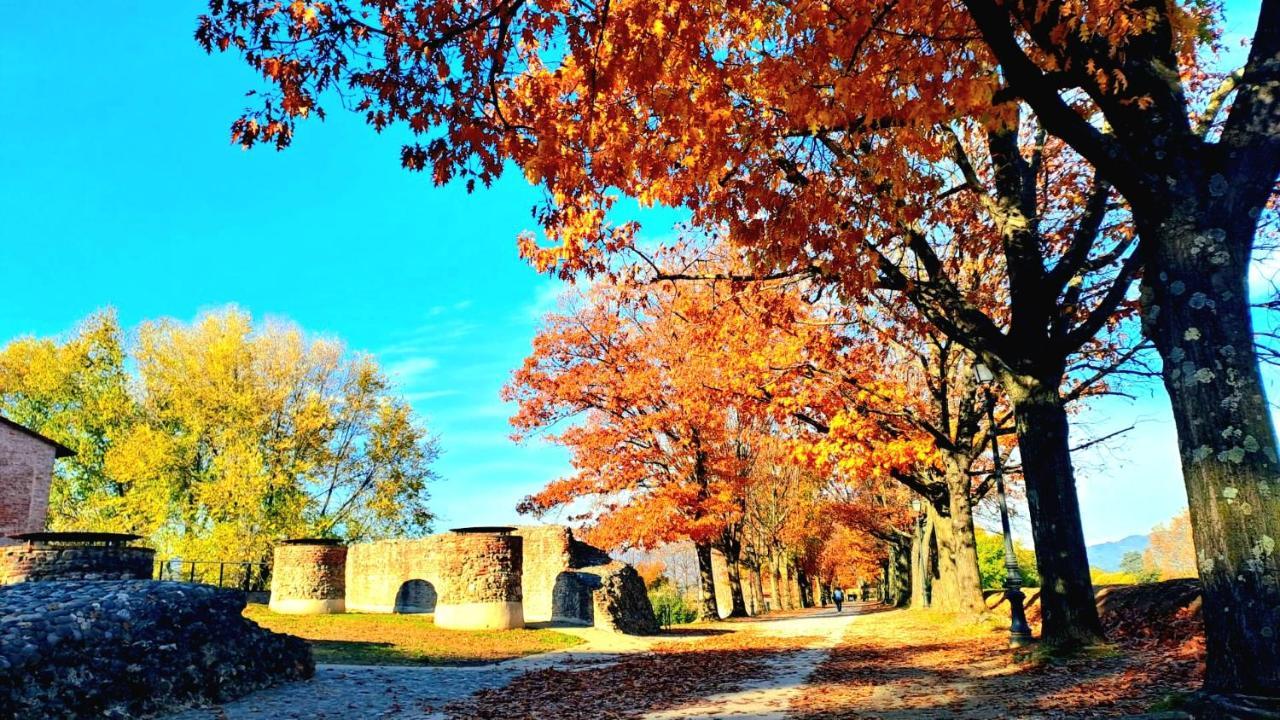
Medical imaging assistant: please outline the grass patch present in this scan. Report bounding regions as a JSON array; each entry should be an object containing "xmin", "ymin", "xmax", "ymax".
[{"xmin": 243, "ymin": 605, "xmax": 583, "ymax": 666}]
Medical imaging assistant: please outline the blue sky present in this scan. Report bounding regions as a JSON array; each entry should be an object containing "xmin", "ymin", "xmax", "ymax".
[{"xmin": 0, "ymin": 1, "xmax": 1267, "ymax": 546}]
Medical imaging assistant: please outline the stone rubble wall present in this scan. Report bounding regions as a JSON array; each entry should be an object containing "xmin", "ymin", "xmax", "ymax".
[
  {"xmin": 269, "ymin": 544, "xmax": 347, "ymax": 613},
  {"xmin": 0, "ymin": 423, "xmax": 56, "ymax": 546},
  {"xmin": 436, "ymin": 533, "xmax": 522, "ymax": 605},
  {"xmin": 0, "ymin": 545, "xmax": 154, "ymax": 585},
  {"xmin": 562, "ymin": 533, "xmax": 659, "ymax": 633},
  {"xmin": 577, "ymin": 561, "xmax": 661, "ymax": 634},
  {"xmin": 0, "ymin": 580, "xmax": 312, "ymax": 720}
]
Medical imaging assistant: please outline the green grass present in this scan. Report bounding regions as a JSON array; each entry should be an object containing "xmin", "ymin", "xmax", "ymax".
[{"xmin": 243, "ymin": 605, "xmax": 583, "ymax": 666}]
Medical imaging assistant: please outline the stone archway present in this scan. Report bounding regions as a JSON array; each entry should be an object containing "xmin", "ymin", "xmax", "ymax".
[{"xmin": 394, "ymin": 579, "xmax": 437, "ymax": 614}]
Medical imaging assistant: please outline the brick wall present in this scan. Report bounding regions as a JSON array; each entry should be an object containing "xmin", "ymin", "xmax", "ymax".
[{"xmin": 0, "ymin": 423, "xmax": 56, "ymax": 545}]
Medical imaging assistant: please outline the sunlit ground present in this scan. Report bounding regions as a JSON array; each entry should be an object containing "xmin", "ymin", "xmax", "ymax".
[{"xmin": 243, "ymin": 605, "xmax": 583, "ymax": 666}]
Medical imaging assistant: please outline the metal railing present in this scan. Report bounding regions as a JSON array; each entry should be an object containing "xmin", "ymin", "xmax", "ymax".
[{"xmin": 155, "ymin": 559, "xmax": 271, "ymax": 592}]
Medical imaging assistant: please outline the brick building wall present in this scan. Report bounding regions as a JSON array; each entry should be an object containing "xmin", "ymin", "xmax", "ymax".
[{"xmin": 0, "ymin": 421, "xmax": 61, "ymax": 545}]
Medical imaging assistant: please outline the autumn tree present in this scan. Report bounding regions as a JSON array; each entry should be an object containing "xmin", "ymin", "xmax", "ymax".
[
  {"xmin": 0, "ymin": 308, "xmax": 439, "ymax": 561},
  {"xmin": 507, "ymin": 274, "xmax": 824, "ymax": 619},
  {"xmin": 1146, "ymin": 509, "xmax": 1198, "ymax": 580},
  {"xmin": 0, "ymin": 311, "xmax": 138, "ymax": 531},
  {"xmin": 198, "ymin": 0, "xmax": 1280, "ymax": 694}
]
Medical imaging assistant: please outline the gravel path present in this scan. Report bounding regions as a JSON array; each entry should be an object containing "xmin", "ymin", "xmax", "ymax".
[
  {"xmin": 162, "ymin": 625, "xmax": 654, "ymax": 720},
  {"xmin": 163, "ymin": 610, "xmax": 859, "ymax": 720},
  {"xmin": 641, "ymin": 608, "xmax": 859, "ymax": 720}
]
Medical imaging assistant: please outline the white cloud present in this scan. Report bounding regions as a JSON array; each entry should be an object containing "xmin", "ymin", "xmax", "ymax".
[{"xmin": 386, "ymin": 356, "xmax": 439, "ymax": 384}]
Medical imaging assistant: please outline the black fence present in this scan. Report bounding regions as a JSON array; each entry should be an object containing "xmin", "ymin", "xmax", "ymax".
[{"xmin": 155, "ymin": 559, "xmax": 271, "ymax": 593}]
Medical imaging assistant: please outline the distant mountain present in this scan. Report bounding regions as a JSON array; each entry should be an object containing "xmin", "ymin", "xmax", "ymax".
[{"xmin": 1087, "ymin": 534, "xmax": 1150, "ymax": 571}]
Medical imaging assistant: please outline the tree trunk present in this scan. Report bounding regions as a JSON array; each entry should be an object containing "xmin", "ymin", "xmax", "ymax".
[
  {"xmin": 694, "ymin": 541, "xmax": 720, "ymax": 621},
  {"xmin": 943, "ymin": 460, "xmax": 988, "ymax": 619},
  {"xmin": 769, "ymin": 556, "xmax": 782, "ymax": 612},
  {"xmin": 1007, "ymin": 379, "xmax": 1105, "ymax": 647},
  {"xmin": 887, "ymin": 539, "xmax": 911, "ymax": 606},
  {"xmin": 1140, "ymin": 213, "xmax": 1280, "ymax": 695},
  {"xmin": 926, "ymin": 502, "xmax": 961, "ymax": 611},
  {"xmin": 779, "ymin": 558, "xmax": 794, "ymax": 610},
  {"xmin": 718, "ymin": 532, "xmax": 750, "ymax": 618},
  {"xmin": 910, "ymin": 514, "xmax": 933, "ymax": 609},
  {"xmin": 750, "ymin": 564, "xmax": 765, "ymax": 615}
]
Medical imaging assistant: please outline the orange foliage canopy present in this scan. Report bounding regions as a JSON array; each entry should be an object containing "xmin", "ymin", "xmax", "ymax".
[
  {"xmin": 503, "ymin": 267, "xmax": 823, "ymax": 549},
  {"xmin": 195, "ymin": 0, "xmax": 1205, "ymax": 290}
]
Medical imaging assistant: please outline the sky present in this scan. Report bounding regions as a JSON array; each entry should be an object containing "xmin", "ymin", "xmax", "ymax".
[{"xmin": 0, "ymin": 1, "xmax": 1268, "ymax": 547}]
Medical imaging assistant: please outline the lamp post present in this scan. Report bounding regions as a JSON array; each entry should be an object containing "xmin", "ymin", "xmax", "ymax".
[{"xmin": 974, "ymin": 362, "xmax": 1034, "ymax": 648}]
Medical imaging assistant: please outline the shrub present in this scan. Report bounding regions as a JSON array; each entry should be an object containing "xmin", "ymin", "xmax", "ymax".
[
  {"xmin": 976, "ymin": 528, "xmax": 1041, "ymax": 588},
  {"xmin": 648, "ymin": 582, "xmax": 698, "ymax": 627}
]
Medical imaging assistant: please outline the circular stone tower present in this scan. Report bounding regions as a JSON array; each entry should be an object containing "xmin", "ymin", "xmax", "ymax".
[
  {"xmin": 434, "ymin": 527, "xmax": 524, "ymax": 630},
  {"xmin": 269, "ymin": 539, "xmax": 347, "ymax": 614}
]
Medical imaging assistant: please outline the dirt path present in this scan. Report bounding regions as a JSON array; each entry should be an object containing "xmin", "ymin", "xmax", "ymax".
[{"xmin": 640, "ymin": 608, "xmax": 859, "ymax": 720}]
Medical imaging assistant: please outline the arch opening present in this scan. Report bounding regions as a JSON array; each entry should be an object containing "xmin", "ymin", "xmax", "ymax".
[{"xmin": 394, "ymin": 579, "xmax": 437, "ymax": 614}]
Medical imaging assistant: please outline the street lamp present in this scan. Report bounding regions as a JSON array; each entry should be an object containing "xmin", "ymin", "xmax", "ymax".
[{"xmin": 974, "ymin": 362, "xmax": 1034, "ymax": 648}]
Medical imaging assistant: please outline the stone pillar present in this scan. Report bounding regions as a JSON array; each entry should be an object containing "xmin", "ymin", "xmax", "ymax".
[
  {"xmin": 434, "ymin": 531, "xmax": 524, "ymax": 630},
  {"xmin": 269, "ymin": 540, "xmax": 347, "ymax": 614}
]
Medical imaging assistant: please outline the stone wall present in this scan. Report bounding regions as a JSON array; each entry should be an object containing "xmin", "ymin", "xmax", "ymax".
[
  {"xmin": 434, "ymin": 532, "xmax": 523, "ymax": 630},
  {"xmin": 0, "ymin": 580, "xmax": 312, "ymax": 719},
  {"xmin": 514, "ymin": 525, "xmax": 578, "ymax": 623},
  {"xmin": 345, "ymin": 535, "xmax": 448, "ymax": 614},
  {"xmin": 343, "ymin": 533, "xmax": 524, "ymax": 629},
  {"xmin": 579, "ymin": 562, "xmax": 661, "ymax": 634},
  {"xmin": 0, "ymin": 422, "xmax": 57, "ymax": 546},
  {"xmin": 269, "ymin": 542, "xmax": 347, "ymax": 614},
  {"xmin": 289, "ymin": 525, "xmax": 655, "ymax": 634},
  {"xmin": 0, "ymin": 545, "xmax": 154, "ymax": 585}
]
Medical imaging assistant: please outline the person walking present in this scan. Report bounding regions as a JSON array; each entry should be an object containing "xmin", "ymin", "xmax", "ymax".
[{"xmin": 832, "ymin": 587, "xmax": 844, "ymax": 613}]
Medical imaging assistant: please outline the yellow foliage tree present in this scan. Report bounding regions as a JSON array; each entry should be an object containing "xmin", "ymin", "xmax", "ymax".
[{"xmin": 0, "ymin": 308, "xmax": 439, "ymax": 562}]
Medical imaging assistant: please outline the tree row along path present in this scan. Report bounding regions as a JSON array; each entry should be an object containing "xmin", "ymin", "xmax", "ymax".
[{"xmin": 167, "ymin": 603, "xmax": 1200, "ymax": 719}]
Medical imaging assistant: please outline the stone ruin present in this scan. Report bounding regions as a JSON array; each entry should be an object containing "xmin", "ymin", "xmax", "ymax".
[
  {"xmin": 0, "ymin": 580, "xmax": 312, "ymax": 719},
  {"xmin": 270, "ymin": 524, "xmax": 660, "ymax": 634},
  {"xmin": 0, "ymin": 532, "xmax": 155, "ymax": 585}
]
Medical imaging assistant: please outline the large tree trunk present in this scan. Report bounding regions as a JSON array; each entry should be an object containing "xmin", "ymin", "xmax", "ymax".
[
  {"xmin": 943, "ymin": 461, "xmax": 988, "ymax": 619},
  {"xmin": 926, "ymin": 503, "xmax": 960, "ymax": 611},
  {"xmin": 718, "ymin": 531, "xmax": 750, "ymax": 618},
  {"xmin": 694, "ymin": 541, "xmax": 720, "ymax": 621},
  {"xmin": 1141, "ymin": 212, "xmax": 1280, "ymax": 696},
  {"xmin": 780, "ymin": 558, "xmax": 797, "ymax": 609},
  {"xmin": 1006, "ymin": 378, "xmax": 1105, "ymax": 647}
]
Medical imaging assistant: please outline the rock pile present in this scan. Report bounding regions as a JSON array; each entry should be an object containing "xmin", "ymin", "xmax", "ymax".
[
  {"xmin": 0, "ymin": 580, "xmax": 313, "ymax": 719},
  {"xmin": 567, "ymin": 537, "xmax": 660, "ymax": 634}
]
